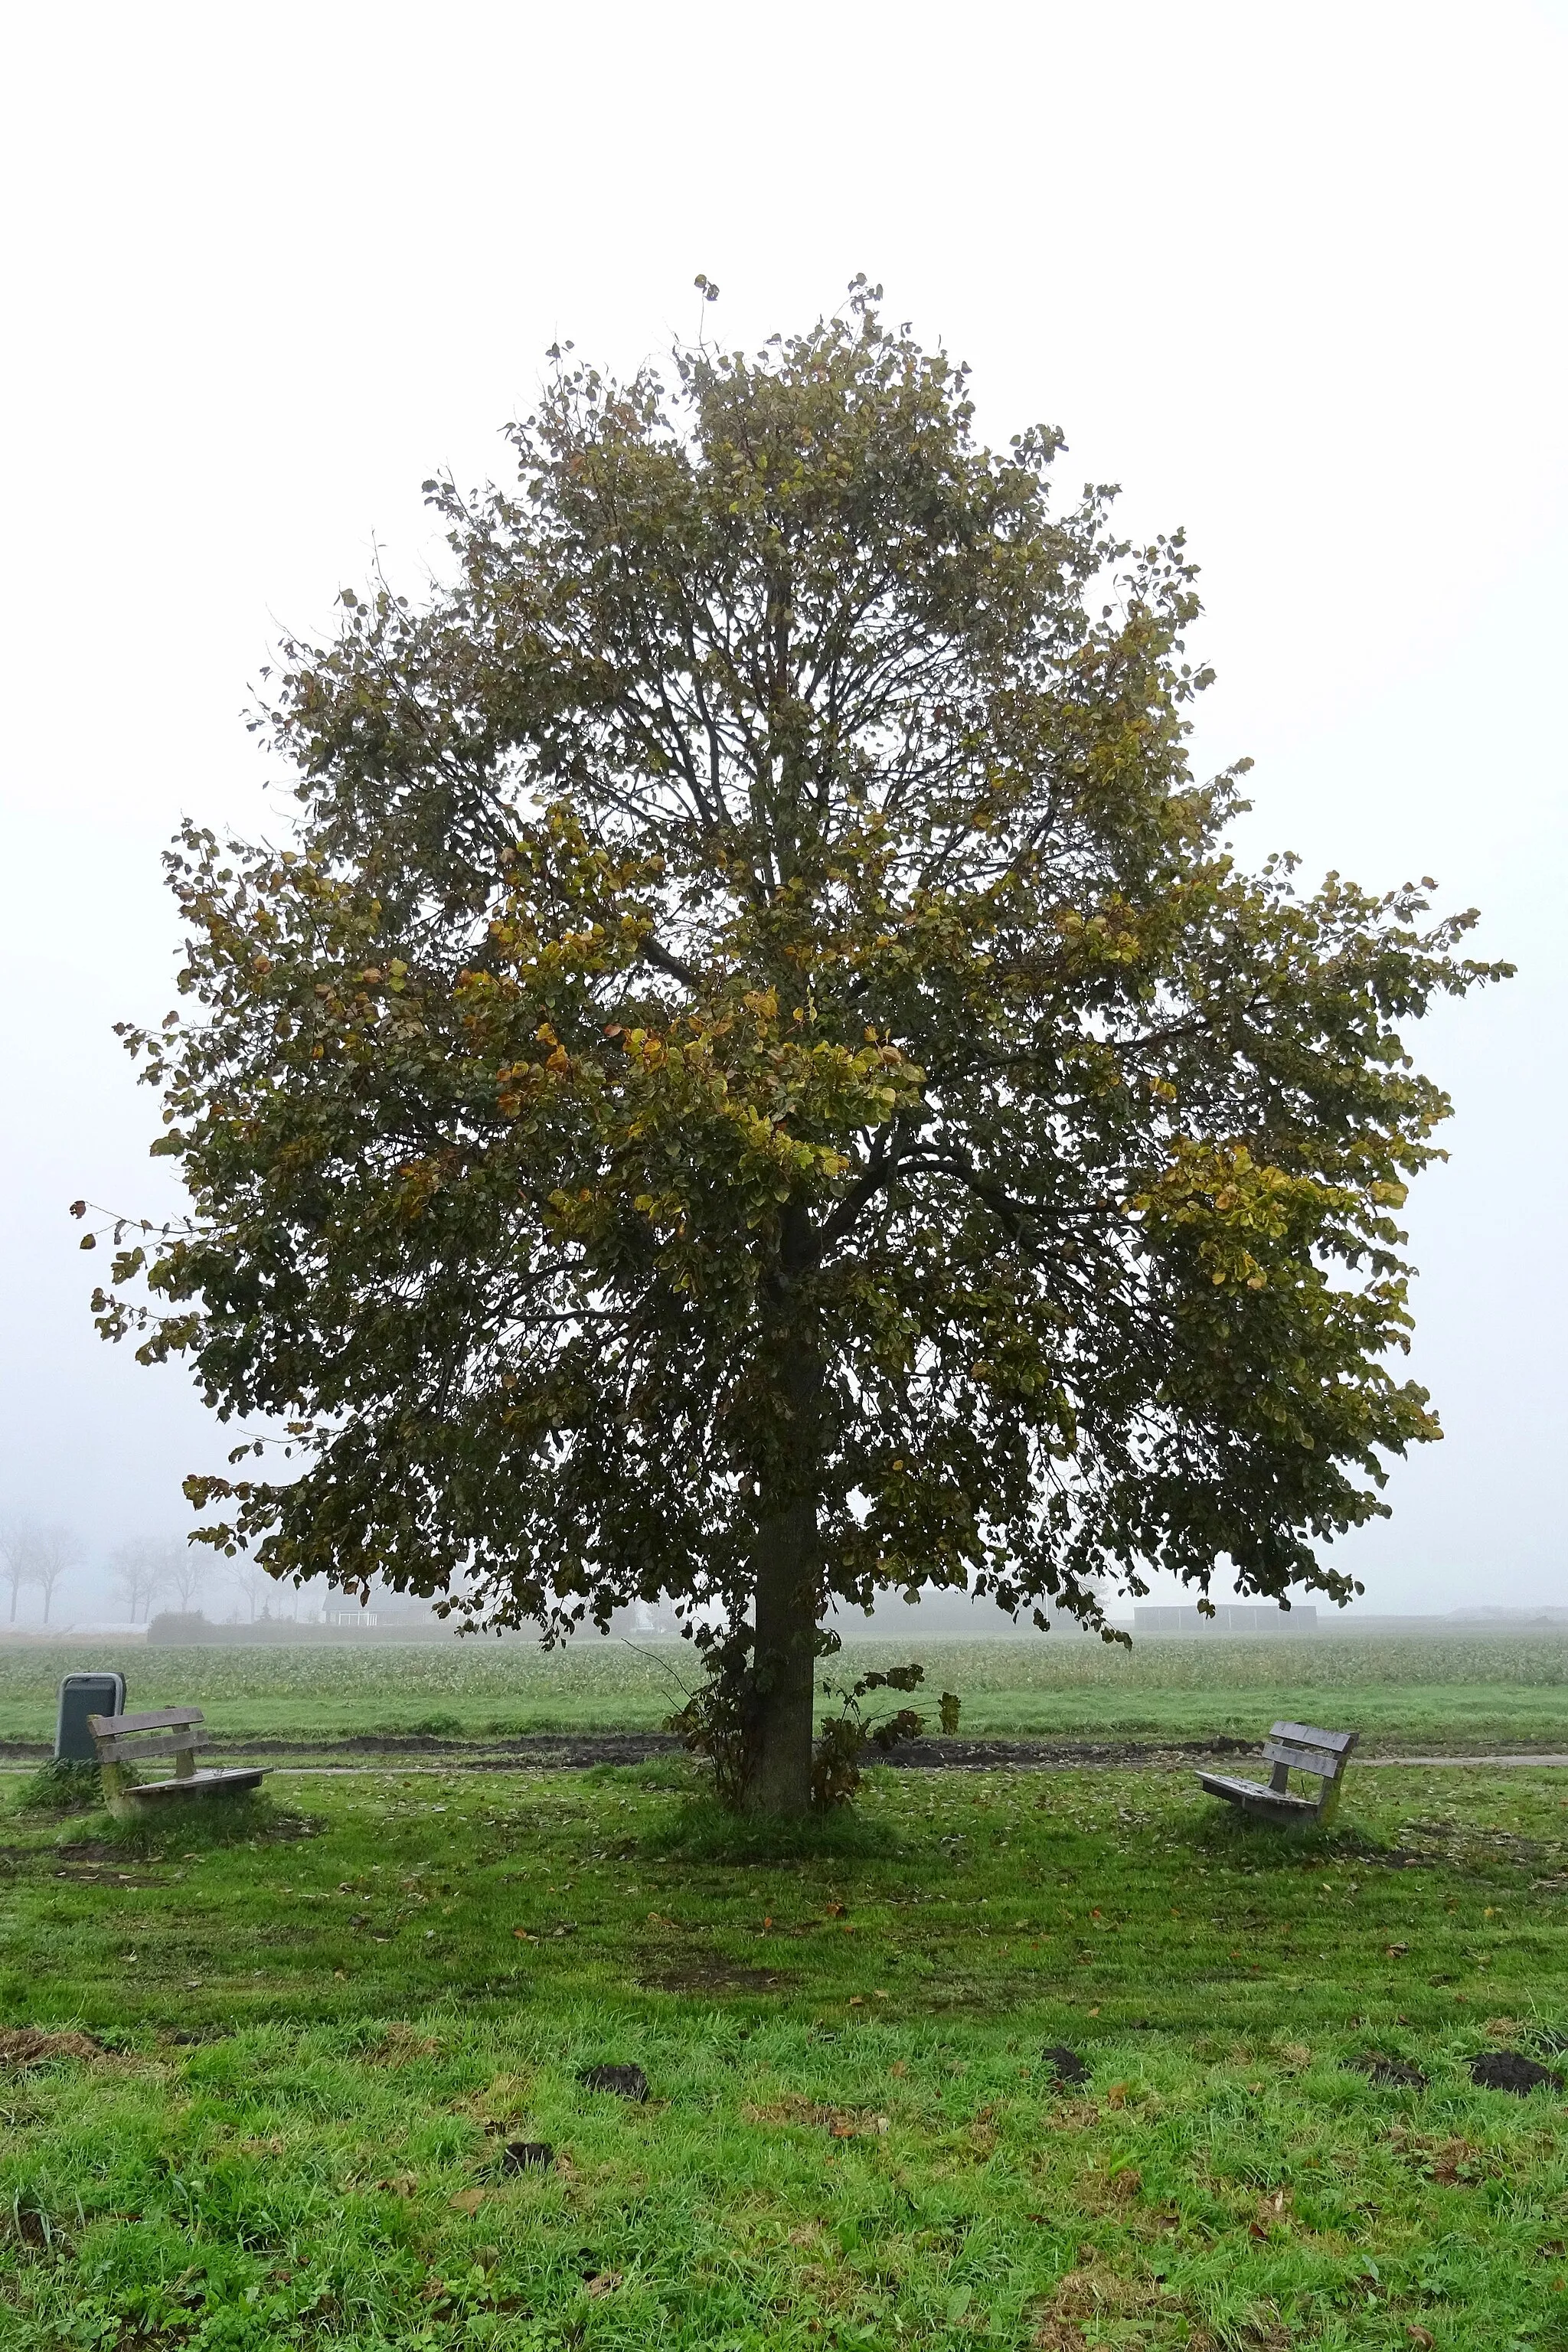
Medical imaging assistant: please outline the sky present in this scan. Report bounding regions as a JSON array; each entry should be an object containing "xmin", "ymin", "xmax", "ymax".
[{"xmin": 1, "ymin": 0, "xmax": 1563, "ymax": 1622}]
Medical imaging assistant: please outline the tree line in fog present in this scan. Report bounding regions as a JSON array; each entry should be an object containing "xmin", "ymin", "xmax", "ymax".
[{"xmin": 0, "ymin": 1519, "xmax": 375, "ymax": 1631}]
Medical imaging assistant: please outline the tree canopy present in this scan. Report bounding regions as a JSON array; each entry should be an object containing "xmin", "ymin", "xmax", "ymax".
[{"xmin": 91, "ymin": 282, "xmax": 1506, "ymax": 1810}]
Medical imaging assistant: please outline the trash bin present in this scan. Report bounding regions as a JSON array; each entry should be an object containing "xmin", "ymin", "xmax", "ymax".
[{"xmin": 55, "ymin": 1673, "xmax": 126, "ymax": 1762}]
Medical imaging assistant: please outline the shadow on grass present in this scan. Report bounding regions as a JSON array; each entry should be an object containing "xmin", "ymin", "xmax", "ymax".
[
  {"xmin": 60, "ymin": 1794, "xmax": 322, "ymax": 1857},
  {"xmin": 1194, "ymin": 1805, "xmax": 1403, "ymax": 1868},
  {"xmin": 647, "ymin": 1797, "xmax": 902, "ymax": 1865}
]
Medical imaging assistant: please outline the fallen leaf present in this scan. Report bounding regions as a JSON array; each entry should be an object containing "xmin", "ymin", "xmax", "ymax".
[{"xmin": 448, "ymin": 2188, "xmax": 485, "ymax": 2213}]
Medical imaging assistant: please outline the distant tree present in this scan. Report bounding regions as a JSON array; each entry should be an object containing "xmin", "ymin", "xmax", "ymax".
[
  {"xmin": 158, "ymin": 1541, "xmax": 209, "ymax": 1615},
  {"xmin": 225, "ymin": 1553, "xmax": 273, "ymax": 1624},
  {"xmin": 109, "ymin": 1538, "xmax": 171, "ymax": 1625},
  {"xmin": 0, "ymin": 1519, "xmax": 77, "ymax": 1625},
  {"xmin": 24, "ymin": 1524, "xmax": 82, "ymax": 1626},
  {"xmin": 89, "ymin": 286, "xmax": 1508, "ymax": 1813},
  {"xmin": 1, "ymin": 1522, "xmax": 27, "ymax": 1626}
]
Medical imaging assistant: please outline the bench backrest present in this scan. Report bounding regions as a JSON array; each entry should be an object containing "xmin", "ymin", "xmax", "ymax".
[
  {"xmin": 1263, "ymin": 1722, "xmax": 1357, "ymax": 1811},
  {"xmin": 87, "ymin": 1708, "xmax": 205, "ymax": 1770}
]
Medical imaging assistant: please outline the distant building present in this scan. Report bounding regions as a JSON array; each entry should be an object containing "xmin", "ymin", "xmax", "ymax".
[{"xmin": 1132, "ymin": 1603, "xmax": 1317, "ymax": 1635}]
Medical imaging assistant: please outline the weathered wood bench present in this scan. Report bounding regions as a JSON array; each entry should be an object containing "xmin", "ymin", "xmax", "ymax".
[
  {"xmin": 1198, "ymin": 1721, "xmax": 1358, "ymax": 1828},
  {"xmin": 86, "ymin": 1707, "xmax": 266, "ymax": 1819}
]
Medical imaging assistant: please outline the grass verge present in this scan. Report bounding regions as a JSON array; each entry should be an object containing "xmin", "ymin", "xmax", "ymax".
[{"xmin": 4, "ymin": 1761, "xmax": 1568, "ymax": 2346}]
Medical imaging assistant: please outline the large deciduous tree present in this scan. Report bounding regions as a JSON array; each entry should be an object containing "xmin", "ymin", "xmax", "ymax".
[{"xmin": 90, "ymin": 284, "xmax": 1504, "ymax": 1812}]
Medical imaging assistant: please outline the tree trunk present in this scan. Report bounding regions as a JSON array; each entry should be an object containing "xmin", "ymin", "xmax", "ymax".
[
  {"xmin": 744, "ymin": 1491, "xmax": 819, "ymax": 1815},
  {"xmin": 740, "ymin": 1200, "xmax": 824, "ymax": 1816}
]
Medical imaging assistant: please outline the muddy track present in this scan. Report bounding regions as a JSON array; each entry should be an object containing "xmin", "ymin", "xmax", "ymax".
[{"xmin": 2, "ymin": 1730, "xmax": 1258, "ymax": 1771}]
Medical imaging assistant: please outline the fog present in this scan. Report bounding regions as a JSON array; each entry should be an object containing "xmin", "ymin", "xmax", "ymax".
[{"xmin": 2, "ymin": 2, "xmax": 1563, "ymax": 1624}]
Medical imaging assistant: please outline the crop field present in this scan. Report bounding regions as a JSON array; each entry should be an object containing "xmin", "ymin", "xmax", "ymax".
[
  {"xmin": 4, "ymin": 1632, "xmax": 1568, "ymax": 1754},
  {"xmin": 5, "ymin": 1758, "xmax": 1568, "ymax": 2348}
]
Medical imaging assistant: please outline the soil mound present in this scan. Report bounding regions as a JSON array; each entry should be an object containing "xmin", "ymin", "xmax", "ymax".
[
  {"xmin": 1469, "ymin": 2050, "xmax": 1562, "ymax": 2095},
  {"xmin": 580, "ymin": 2062, "xmax": 648, "ymax": 2100}
]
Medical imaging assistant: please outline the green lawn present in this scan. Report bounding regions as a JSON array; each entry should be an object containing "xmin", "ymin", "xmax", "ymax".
[
  {"xmin": 5, "ymin": 1758, "xmax": 1568, "ymax": 2347},
  {"xmin": 5, "ymin": 1632, "xmax": 1568, "ymax": 1753}
]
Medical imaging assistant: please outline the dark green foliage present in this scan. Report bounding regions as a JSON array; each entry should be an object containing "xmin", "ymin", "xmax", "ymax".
[
  {"xmin": 808, "ymin": 1664, "xmax": 926, "ymax": 1809},
  {"xmin": 666, "ymin": 1651, "xmax": 927, "ymax": 1811}
]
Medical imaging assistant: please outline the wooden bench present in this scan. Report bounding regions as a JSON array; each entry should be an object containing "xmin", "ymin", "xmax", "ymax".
[
  {"xmin": 1198, "ymin": 1721, "xmax": 1358, "ymax": 1828},
  {"xmin": 86, "ymin": 1707, "xmax": 266, "ymax": 1819}
]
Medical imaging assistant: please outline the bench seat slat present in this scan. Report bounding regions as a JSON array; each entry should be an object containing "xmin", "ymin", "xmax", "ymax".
[
  {"xmin": 87, "ymin": 1707, "xmax": 204, "ymax": 1736},
  {"xmin": 94, "ymin": 1730, "xmax": 205, "ymax": 1764},
  {"xmin": 121, "ymin": 1768, "xmax": 266, "ymax": 1804},
  {"xmin": 1271, "ymin": 1721, "xmax": 1357, "ymax": 1754},
  {"xmin": 1198, "ymin": 1772, "xmax": 1318, "ymax": 1813}
]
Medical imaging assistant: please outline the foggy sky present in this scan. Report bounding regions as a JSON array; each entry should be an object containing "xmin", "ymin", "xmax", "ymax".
[{"xmin": 2, "ymin": 1, "xmax": 1563, "ymax": 1621}]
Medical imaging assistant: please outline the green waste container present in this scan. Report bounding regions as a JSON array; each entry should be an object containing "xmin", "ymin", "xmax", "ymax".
[{"xmin": 55, "ymin": 1672, "xmax": 126, "ymax": 1762}]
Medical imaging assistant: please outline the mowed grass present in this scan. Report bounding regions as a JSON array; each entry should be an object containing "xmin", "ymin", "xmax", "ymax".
[
  {"xmin": 5, "ymin": 1761, "xmax": 1568, "ymax": 2347},
  {"xmin": 5, "ymin": 1632, "xmax": 1568, "ymax": 1752}
]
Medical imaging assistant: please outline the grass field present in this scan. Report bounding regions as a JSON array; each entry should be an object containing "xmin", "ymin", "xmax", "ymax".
[
  {"xmin": 5, "ymin": 1632, "xmax": 1568, "ymax": 1753},
  {"xmin": 5, "ymin": 1756, "xmax": 1568, "ymax": 2347}
]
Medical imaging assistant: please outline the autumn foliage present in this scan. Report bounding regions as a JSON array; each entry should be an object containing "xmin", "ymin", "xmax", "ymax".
[{"xmin": 92, "ymin": 283, "xmax": 1505, "ymax": 1809}]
